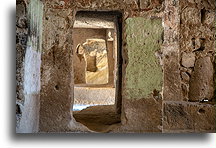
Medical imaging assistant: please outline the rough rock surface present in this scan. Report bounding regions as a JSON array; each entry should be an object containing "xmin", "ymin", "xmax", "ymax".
[
  {"xmin": 163, "ymin": 101, "xmax": 216, "ymax": 132},
  {"xmin": 181, "ymin": 52, "xmax": 196, "ymax": 68},
  {"xmin": 16, "ymin": 0, "xmax": 44, "ymax": 133},
  {"xmin": 74, "ymin": 86, "xmax": 115, "ymax": 105},
  {"xmin": 72, "ymin": 28, "xmax": 107, "ymax": 84},
  {"xmin": 39, "ymin": 0, "xmax": 165, "ymax": 132},
  {"xmin": 179, "ymin": 0, "xmax": 215, "ymax": 102},
  {"xmin": 16, "ymin": 0, "xmax": 27, "ymax": 129},
  {"xmin": 117, "ymin": 98, "xmax": 162, "ymax": 132},
  {"xmin": 124, "ymin": 17, "xmax": 163, "ymax": 99},
  {"xmin": 73, "ymin": 105, "xmax": 120, "ymax": 132},
  {"xmin": 16, "ymin": 0, "xmax": 215, "ymax": 133},
  {"xmin": 39, "ymin": 6, "xmax": 74, "ymax": 132},
  {"xmin": 77, "ymin": 39, "xmax": 109, "ymax": 84},
  {"xmin": 162, "ymin": 0, "xmax": 183, "ymax": 101},
  {"xmin": 189, "ymin": 57, "xmax": 214, "ymax": 101}
]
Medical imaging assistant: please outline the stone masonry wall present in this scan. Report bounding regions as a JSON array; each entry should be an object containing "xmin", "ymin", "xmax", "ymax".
[
  {"xmin": 18, "ymin": 0, "xmax": 216, "ymax": 133},
  {"xmin": 39, "ymin": 0, "xmax": 166, "ymax": 133},
  {"xmin": 163, "ymin": 0, "xmax": 215, "ymax": 133}
]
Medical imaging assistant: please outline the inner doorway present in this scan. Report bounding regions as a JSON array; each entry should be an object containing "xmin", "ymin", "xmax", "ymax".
[{"xmin": 71, "ymin": 11, "xmax": 122, "ymax": 132}]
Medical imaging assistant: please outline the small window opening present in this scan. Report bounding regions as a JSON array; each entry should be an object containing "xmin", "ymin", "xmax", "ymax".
[{"xmin": 71, "ymin": 11, "xmax": 122, "ymax": 132}]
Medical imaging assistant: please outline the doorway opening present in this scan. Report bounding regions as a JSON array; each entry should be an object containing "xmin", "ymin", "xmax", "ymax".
[{"xmin": 72, "ymin": 11, "xmax": 122, "ymax": 132}]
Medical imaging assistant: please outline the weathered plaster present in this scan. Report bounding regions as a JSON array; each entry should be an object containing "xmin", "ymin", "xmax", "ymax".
[
  {"xmin": 17, "ymin": 0, "xmax": 43, "ymax": 133},
  {"xmin": 124, "ymin": 17, "xmax": 163, "ymax": 99}
]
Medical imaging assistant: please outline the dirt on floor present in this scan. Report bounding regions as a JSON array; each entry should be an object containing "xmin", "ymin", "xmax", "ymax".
[{"xmin": 73, "ymin": 105, "xmax": 121, "ymax": 133}]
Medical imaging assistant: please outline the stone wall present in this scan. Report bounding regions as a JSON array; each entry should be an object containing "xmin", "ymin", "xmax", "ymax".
[
  {"xmin": 163, "ymin": 0, "xmax": 215, "ymax": 133},
  {"xmin": 16, "ymin": 0, "xmax": 43, "ymax": 133},
  {"xmin": 39, "ymin": 1, "xmax": 75, "ymax": 132},
  {"xmin": 17, "ymin": 0, "xmax": 215, "ymax": 133},
  {"xmin": 74, "ymin": 87, "xmax": 115, "ymax": 105},
  {"xmin": 120, "ymin": 17, "xmax": 164, "ymax": 132},
  {"xmin": 16, "ymin": 0, "xmax": 28, "ymax": 131},
  {"xmin": 39, "ymin": 0, "xmax": 166, "ymax": 133}
]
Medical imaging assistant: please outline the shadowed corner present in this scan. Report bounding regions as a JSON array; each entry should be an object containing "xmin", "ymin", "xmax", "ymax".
[
  {"xmin": 9, "ymin": 6, "xmax": 16, "ymax": 137},
  {"xmin": 11, "ymin": 131, "xmax": 210, "ymax": 142}
]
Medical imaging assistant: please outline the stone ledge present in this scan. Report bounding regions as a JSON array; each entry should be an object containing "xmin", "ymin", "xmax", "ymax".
[{"xmin": 163, "ymin": 101, "xmax": 216, "ymax": 133}]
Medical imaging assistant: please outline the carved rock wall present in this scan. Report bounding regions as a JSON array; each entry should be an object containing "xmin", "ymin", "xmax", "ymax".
[
  {"xmin": 16, "ymin": 0, "xmax": 28, "ymax": 131},
  {"xmin": 16, "ymin": 0, "xmax": 43, "ymax": 133},
  {"xmin": 163, "ymin": 0, "xmax": 215, "ymax": 133},
  {"xmin": 17, "ymin": 0, "xmax": 215, "ymax": 133}
]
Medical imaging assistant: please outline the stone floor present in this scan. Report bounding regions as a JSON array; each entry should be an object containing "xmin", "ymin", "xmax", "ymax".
[{"xmin": 73, "ymin": 105, "xmax": 121, "ymax": 132}]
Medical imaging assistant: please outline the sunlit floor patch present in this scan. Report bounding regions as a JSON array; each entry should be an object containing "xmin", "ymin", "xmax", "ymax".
[
  {"xmin": 73, "ymin": 105, "xmax": 121, "ymax": 132},
  {"xmin": 73, "ymin": 104, "xmax": 99, "ymax": 111}
]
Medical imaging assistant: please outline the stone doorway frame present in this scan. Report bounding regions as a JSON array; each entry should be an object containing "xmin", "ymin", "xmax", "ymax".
[
  {"xmin": 39, "ymin": 5, "xmax": 124, "ymax": 131},
  {"xmin": 71, "ymin": 10, "xmax": 123, "ymax": 114}
]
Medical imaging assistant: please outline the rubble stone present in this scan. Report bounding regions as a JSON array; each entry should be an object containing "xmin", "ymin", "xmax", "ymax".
[
  {"xmin": 181, "ymin": 52, "xmax": 196, "ymax": 68},
  {"xmin": 189, "ymin": 57, "xmax": 214, "ymax": 102}
]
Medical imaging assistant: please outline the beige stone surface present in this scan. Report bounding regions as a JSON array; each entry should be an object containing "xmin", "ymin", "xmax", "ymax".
[
  {"xmin": 72, "ymin": 28, "xmax": 107, "ymax": 84},
  {"xmin": 181, "ymin": 52, "xmax": 196, "ymax": 68},
  {"xmin": 73, "ymin": 105, "xmax": 120, "ymax": 132},
  {"xmin": 16, "ymin": 0, "xmax": 215, "ymax": 133},
  {"xmin": 163, "ymin": 101, "xmax": 216, "ymax": 132},
  {"xmin": 189, "ymin": 57, "xmax": 214, "ymax": 101},
  {"xmin": 78, "ymin": 39, "xmax": 109, "ymax": 84},
  {"xmin": 74, "ymin": 87, "xmax": 115, "ymax": 105},
  {"xmin": 116, "ymin": 98, "xmax": 162, "ymax": 133},
  {"xmin": 163, "ymin": 51, "xmax": 183, "ymax": 101}
]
